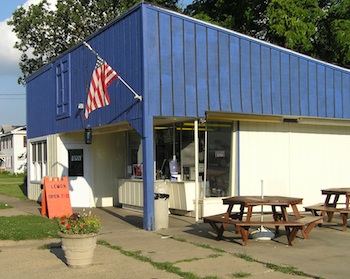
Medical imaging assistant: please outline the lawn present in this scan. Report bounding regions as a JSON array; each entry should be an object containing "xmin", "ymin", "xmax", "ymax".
[
  {"xmin": 0, "ymin": 172, "xmax": 27, "ymax": 200},
  {"xmin": 0, "ymin": 172, "xmax": 58, "ymax": 240}
]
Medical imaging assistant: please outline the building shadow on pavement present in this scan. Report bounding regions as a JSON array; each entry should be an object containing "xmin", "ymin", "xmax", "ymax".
[
  {"xmin": 48, "ymin": 241, "xmax": 66, "ymax": 265},
  {"xmin": 97, "ymin": 207, "xmax": 144, "ymax": 229}
]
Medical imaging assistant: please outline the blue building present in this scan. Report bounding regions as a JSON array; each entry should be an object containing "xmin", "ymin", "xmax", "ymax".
[{"xmin": 26, "ymin": 3, "xmax": 350, "ymax": 230}]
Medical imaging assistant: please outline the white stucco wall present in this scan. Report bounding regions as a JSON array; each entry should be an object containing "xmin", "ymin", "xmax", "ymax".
[
  {"xmin": 59, "ymin": 133, "xmax": 94, "ymax": 208},
  {"xmin": 239, "ymin": 122, "xmax": 350, "ymax": 208}
]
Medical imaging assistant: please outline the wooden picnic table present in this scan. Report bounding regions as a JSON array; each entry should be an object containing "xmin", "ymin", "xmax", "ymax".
[
  {"xmin": 305, "ymin": 188, "xmax": 350, "ymax": 231},
  {"xmin": 203, "ymin": 195, "xmax": 323, "ymax": 245}
]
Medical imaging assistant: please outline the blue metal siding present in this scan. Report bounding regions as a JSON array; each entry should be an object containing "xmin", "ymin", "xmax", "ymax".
[
  {"xmin": 218, "ymin": 32, "xmax": 231, "ymax": 112},
  {"xmin": 26, "ymin": 66, "xmax": 55, "ymax": 139},
  {"xmin": 195, "ymin": 24, "xmax": 209, "ymax": 115},
  {"xmin": 308, "ymin": 62, "xmax": 317, "ymax": 116},
  {"xmin": 231, "ymin": 36, "xmax": 241, "ymax": 113},
  {"xmin": 27, "ymin": 8, "xmax": 143, "ymax": 139},
  {"xmin": 261, "ymin": 46, "xmax": 272, "ymax": 114},
  {"xmin": 343, "ymin": 75, "xmax": 350, "ymax": 118},
  {"xmin": 27, "ymin": 3, "xmax": 350, "ymax": 139},
  {"xmin": 183, "ymin": 21, "xmax": 196, "ymax": 116},
  {"xmin": 271, "ymin": 49, "xmax": 282, "ymax": 114},
  {"xmin": 143, "ymin": 5, "xmax": 350, "ymax": 120},
  {"xmin": 251, "ymin": 42, "xmax": 262, "ymax": 114}
]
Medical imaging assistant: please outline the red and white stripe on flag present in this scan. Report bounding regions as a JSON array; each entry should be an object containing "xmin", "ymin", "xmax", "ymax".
[{"xmin": 84, "ymin": 57, "xmax": 118, "ymax": 119}]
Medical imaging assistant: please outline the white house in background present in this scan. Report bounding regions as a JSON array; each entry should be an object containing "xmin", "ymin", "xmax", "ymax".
[{"xmin": 0, "ymin": 125, "xmax": 27, "ymax": 173}]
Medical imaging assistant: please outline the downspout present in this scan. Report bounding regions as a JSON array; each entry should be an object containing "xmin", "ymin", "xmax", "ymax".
[
  {"xmin": 194, "ymin": 120, "xmax": 199, "ymax": 223},
  {"xmin": 237, "ymin": 121, "xmax": 241, "ymax": 196}
]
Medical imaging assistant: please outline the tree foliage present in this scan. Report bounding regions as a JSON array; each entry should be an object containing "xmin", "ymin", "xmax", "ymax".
[
  {"xmin": 9, "ymin": 0, "xmax": 350, "ymax": 85},
  {"xmin": 8, "ymin": 0, "xmax": 180, "ymax": 85},
  {"xmin": 185, "ymin": 0, "xmax": 269, "ymax": 38},
  {"xmin": 185, "ymin": 0, "xmax": 350, "ymax": 69},
  {"xmin": 266, "ymin": 0, "xmax": 325, "ymax": 55},
  {"xmin": 316, "ymin": 0, "xmax": 350, "ymax": 67}
]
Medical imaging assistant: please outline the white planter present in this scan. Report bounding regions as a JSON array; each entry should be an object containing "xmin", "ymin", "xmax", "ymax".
[{"xmin": 58, "ymin": 232, "xmax": 98, "ymax": 268}]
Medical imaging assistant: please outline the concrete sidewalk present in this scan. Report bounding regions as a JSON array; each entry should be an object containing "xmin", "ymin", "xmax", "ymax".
[{"xmin": 0, "ymin": 194, "xmax": 349, "ymax": 279}]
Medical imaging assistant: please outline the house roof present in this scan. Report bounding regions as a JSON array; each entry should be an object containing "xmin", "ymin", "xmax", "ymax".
[{"xmin": 0, "ymin": 125, "xmax": 26, "ymax": 136}]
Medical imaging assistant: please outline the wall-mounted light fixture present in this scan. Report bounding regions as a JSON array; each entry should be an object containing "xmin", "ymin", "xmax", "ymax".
[
  {"xmin": 283, "ymin": 118, "xmax": 299, "ymax": 123},
  {"xmin": 85, "ymin": 126, "xmax": 92, "ymax": 144}
]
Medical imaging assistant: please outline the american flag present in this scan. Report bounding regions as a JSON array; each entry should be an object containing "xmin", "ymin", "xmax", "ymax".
[{"xmin": 84, "ymin": 56, "xmax": 118, "ymax": 119}]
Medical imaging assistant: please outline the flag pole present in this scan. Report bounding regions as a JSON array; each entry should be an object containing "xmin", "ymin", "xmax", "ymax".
[
  {"xmin": 117, "ymin": 76, "xmax": 142, "ymax": 102},
  {"xmin": 83, "ymin": 41, "xmax": 142, "ymax": 102},
  {"xmin": 83, "ymin": 41, "xmax": 99, "ymax": 58}
]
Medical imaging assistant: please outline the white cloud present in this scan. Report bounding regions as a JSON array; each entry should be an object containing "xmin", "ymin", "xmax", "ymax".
[
  {"xmin": 0, "ymin": 21, "xmax": 22, "ymax": 75},
  {"xmin": 23, "ymin": 0, "xmax": 57, "ymax": 10},
  {"xmin": 0, "ymin": 0, "xmax": 57, "ymax": 76}
]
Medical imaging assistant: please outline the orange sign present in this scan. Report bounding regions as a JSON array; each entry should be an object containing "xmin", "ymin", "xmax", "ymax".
[{"xmin": 41, "ymin": 176, "xmax": 72, "ymax": 219}]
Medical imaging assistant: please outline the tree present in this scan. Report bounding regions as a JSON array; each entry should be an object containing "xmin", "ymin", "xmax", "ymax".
[
  {"xmin": 184, "ymin": 0, "xmax": 269, "ymax": 39},
  {"xmin": 265, "ymin": 0, "xmax": 325, "ymax": 56},
  {"xmin": 184, "ymin": 0, "xmax": 350, "ymax": 69},
  {"xmin": 316, "ymin": 0, "xmax": 350, "ymax": 67},
  {"xmin": 8, "ymin": 0, "xmax": 180, "ymax": 85}
]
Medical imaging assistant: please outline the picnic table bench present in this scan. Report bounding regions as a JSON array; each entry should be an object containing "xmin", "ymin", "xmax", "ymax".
[
  {"xmin": 203, "ymin": 213, "xmax": 323, "ymax": 246},
  {"xmin": 304, "ymin": 188, "xmax": 350, "ymax": 231},
  {"xmin": 304, "ymin": 203, "xmax": 350, "ymax": 231}
]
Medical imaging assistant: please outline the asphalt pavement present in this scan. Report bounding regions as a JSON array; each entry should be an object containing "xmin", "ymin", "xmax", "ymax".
[{"xmin": 0, "ymin": 194, "xmax": 349, "ymax": 279}]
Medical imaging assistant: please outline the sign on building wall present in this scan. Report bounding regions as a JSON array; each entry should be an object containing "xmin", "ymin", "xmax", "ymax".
[{"xmin": 68, "ymin": 149, "xmax": 84, "ymax": 176}]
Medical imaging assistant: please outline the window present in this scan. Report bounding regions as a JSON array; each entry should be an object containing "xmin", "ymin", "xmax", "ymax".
[
  {"xmin": 56, "ymin": 55, "xmax": 71, "ymax": 119},
  {"xmin": 0, "ymin": 136, "xmax": 13, "ymax": 150},
  {"xmin": 155, "ymin": 121, "xmax": 232, "ymax": 198},
  {"xmin": 23, "ymin": 136, "xmax": 27, "ymax": 147},
  {"xmin": 30, "ymin": 141, "xmax": 47, "ymax": 182},
  {"xmin": 68, "ymin": 149, "xmax": 84, "ymax": 176}
]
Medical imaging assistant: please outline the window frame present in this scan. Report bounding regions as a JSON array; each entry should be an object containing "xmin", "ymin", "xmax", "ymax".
[
  {"xmin": 29, "ymin": 140, "xmax": 48, "ymax": 183},
  {"xmin": 55, "ymin": 54, "xmax": 71, "ymax": 119}
]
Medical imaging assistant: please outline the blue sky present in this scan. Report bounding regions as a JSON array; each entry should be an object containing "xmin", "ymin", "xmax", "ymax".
[
  {"xmin": 0, "ymin": 0, "xmax": 28, "ymax": 126},
  {"xmin": 0, "ymin": 0, "xmax": 193, "ymax": 126}
]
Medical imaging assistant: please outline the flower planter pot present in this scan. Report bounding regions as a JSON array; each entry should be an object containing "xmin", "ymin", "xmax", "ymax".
[{"xmin": 58, "ymin": 231, "xmax": 98, "ymax": 268}]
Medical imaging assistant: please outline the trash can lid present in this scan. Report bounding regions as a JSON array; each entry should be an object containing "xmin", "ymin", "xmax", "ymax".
[{"xmin": 154, "ymin": 182, "xmax": 169, "ymax": 195}]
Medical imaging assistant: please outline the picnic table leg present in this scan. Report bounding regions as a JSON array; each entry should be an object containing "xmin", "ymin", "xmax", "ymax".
[
  {"xmin": 207, "ymin": 221, "xmax": 220, "ymax": 234},
  {"xmin": 217, "ymin": 224, "xmax": 226, "ymax": 239},
  {"xmin": 291, "ymin": 204, "xmax": 301, "ymax": 220},
  {"xmin": 246, "ymin": 206, "xmax": 253, "ymax": 221},
  {"xmin": 341, "ymin": 213, "xmax": 348, "ymax": 232},
  {"xmin": 239, "ymin": 204, "xmax": 245, "ymax": 220},
  {"xmin": 272, "ymin": 205, "xmax": 280, "ymax": 234},
  {"xmin": 225, "ymin": 204, "xmax": 234, "ymax": 218},
  {"xmin": 285, "ymin": 226, "xmax": 300, "ymax": 246},
  {"xmin": 236, "ymin": 225, "xmax": 249, "ymax": 245},
  {"xmin": 207, "ymin": 221, "xmax": 226, "ymax": 240},
  {"xmin": 325, "ymin": 194, "xmax": 338, "ymax": 222},
  {"xmin": 280, "ymin": 206, "xmax": 289, "ymax": 221},
  {"xmin": 301, "ymin": 222, "xmax": 317, "ymax": 239}
]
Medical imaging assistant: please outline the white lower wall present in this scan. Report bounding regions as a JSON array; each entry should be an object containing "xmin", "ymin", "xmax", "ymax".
[
  {"xmin": 239, "ymin": 122, "xmax": 350, "ymax": 208},
  {"xmin": 118, "ymin": 179, "xmax": 210, "ymax": 215}
]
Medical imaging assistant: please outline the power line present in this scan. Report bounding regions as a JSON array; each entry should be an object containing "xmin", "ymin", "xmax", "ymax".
[{"xmin": 0, "ymin": 94, "xmax": 25, "ymax": 95}]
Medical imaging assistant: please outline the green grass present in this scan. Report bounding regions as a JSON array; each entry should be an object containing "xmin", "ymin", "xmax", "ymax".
[
  {"xmin": 98, "ymin": 240, "xmax": 201, "ymax": 279},
  {"xmin": 0, "ymin": 202, "xmax": 12, "ymax": 209},
  {"xmin": 0, "ymin": 172, "xmax": 27, "ymax": 200},
  {"xmin": 0, "ymin": 174, "xmax": 58, "ymax": 241},
  {"xmin": 0, "ymin": 215, "xmax": 58, "ymax": 240},
  {"xmin": 231, "ymin": 271, "xmax": 251, "ymax": 278}
]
